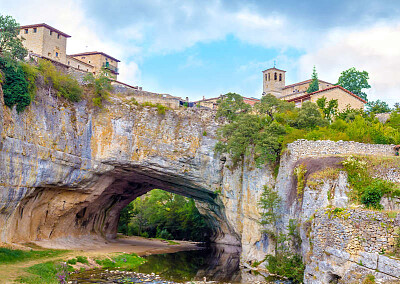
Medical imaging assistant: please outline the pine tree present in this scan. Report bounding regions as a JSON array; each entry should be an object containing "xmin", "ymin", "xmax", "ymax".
[{"xmin": 306, "ymin": 66, "xmax": 319, "ymax": 93}]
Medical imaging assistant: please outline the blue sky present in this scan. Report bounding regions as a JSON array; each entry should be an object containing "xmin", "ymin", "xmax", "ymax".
[{"xmin": 1, "ymin": 0, "xmax": 400, "ymax": 103}]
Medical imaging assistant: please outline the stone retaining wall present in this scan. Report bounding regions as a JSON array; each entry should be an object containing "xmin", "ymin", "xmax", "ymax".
[
  {"xmin": 112, "ymin": 82, "xmax": 181, "ymax": 109},
  {"xmin": 305, "ymin": 209, "xmax": 400, "ymax": 283},
  {"xmin": 287, "ymin": 139, "xmax": 396, "ymax": 158}
]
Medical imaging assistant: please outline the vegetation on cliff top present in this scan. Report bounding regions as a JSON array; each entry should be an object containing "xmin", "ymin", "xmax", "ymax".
[
  {"xmin": 118, "ymin": 189, "xmax": 212, "ymax": 242},
  {"xmin": 215, "ymin": 92, "xmax": 400, "ymax": 167}
]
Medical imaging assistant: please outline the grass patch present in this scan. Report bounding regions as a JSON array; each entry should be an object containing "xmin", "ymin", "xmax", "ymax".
[
  {"xmin": 141, "ymin": 101, "xmax": 170, "ymax": 115},
  {"xmin": 17, "ymin": 261, "xmax": 72, "ymax": 284},
  {"xmin": 342, "ymin": 155, "xmax": 400, "ymax": 209},
  {"xmin": 76, "ymin": 256, "xmax": 89, "ymax": 264},
  {"xmin": 95, "ymin": 253, "xmax": 146, "ymax": 270},
  {"xmin": 0, "ymin": 247, "xmax": 67, "ymax": 264}
]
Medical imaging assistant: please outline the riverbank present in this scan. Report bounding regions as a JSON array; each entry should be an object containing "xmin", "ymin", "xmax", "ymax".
[
  {"xmin": 32, "ymin": 235, "xmax": 202, "ymax": 256},
  {"xmin": 0, "ymin": 236, "xmax": 202, "ymax": 283}
]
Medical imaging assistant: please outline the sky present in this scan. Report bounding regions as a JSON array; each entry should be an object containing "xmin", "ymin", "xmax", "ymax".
[{"xmin": 1, "ymin": 0, "xmax": 400, "ymax": 104}]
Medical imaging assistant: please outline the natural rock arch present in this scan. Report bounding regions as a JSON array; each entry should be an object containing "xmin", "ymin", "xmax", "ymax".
[{"xmin": 0, "ymin": 88, "xmax": 261, "ymax": 253}]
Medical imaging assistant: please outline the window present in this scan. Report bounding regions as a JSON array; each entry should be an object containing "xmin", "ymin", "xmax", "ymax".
[
  {"xmin": 50, "ymin": 31, "xmax": 53, "ymax": 35},
  {"xmin": 78, "ymin": 65, "xmax": 80, "ymax": 69},
  {"xmin": 68, "ymin": 61, "xmax": 70, "ymax": 65},
  {"xmin": 33, "ymin": 28, "xmax": 37, "ymax": 33},
  {"xmin": 268, "ymin": 73, "xmax": 270, "ymax": 81},
  {"xmin": 88, "ymin": 60, "xmax": 91, "ymax": 63},
  {"xmin": 279, "ymin": 74, "xmax": 282, "ymax": 81},
  {"xmin": 274, "ymin": 72, "xmax": 277, "ymax": 80},
  {"xmin": 265, "ymin": 74, "xmax": 268, "ymax": 81},
  {"xmin": 24, "ymin": 29, "xmax": 28, "ymax": 34},
  {"xmin": 56, "ymin": 52, "xmax": 59, "ymax": 57},
  {"xmin": 57, "ymin": 34, "xmax": 60, "ymax": 39}
]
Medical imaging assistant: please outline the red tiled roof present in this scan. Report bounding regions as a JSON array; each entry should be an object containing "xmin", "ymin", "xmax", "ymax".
[
  {"xmin": 283, "ymin": 79, "xmax": 332, "ymax": 89},
  {"xmin": 19, "ymin": 23, "xmax": 71, "ymax": 38},
  {"xmin": 286, "ymin": 85, "xmax": 367, "ymax": 104},
  {"xmin": 66, "ymin": 55, "xmax": 94, "ymax": 67},
  {"xmin": 243, "ymin": 97, "xmax": 260, "ymax": 106},
  {"xmin": 262, "ymin": 67, "xmax": 286, "ymax": 73},
  {"xmin": 111, "ymin": 80, "xmax": 138, "ymax": 89},
  {"xmin": 69, "ymin": 52, "xmax": 120, "ymax": 62}
]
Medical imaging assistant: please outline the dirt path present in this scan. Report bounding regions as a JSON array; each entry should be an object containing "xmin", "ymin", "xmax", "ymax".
[{"xmin": 0, "ymin": 236, "xmax": 201, "ymax": 283}]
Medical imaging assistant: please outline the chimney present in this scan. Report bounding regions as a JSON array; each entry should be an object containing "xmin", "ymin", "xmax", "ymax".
[
  {"xmin": 203, "ymin": 96, "xmax": 205, "ymax": 100},
  {"xmin": 186, "ymin": 97, "xmax": 189, "ymax": 102}
]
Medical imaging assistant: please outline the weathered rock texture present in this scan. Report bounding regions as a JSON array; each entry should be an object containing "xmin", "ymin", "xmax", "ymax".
[
  {"xmin": 1, "ymin": 84, "xmax": 400, "ymax": 283},
  {"xmin": 274, "ymin": 140, "xmax": 400, "ymax": 283},
  {"xmin": 0, "ymin": 87, "xmax": 269, "ymax": 262}
]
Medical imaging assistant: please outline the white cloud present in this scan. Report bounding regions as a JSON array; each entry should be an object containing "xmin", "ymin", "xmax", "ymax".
[
  {"xmin": 0, "ymin": 0, "xmax": 141, "ymax": 85},
  {"xmin": 298, "ymin": 22, "xmax": 400, "ymax": 105},
  {"xmin": 118, "ymin": 60, "xmax": 141, "ymax": 86},
  {"xmin": 1, "ymin": 0, "xmax": 399, "ymax": 104}
]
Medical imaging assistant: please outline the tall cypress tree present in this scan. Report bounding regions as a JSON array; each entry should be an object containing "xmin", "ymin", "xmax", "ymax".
[{"xmin": 306, "ymin": 66, "xmax": 319, "ymax": 93}]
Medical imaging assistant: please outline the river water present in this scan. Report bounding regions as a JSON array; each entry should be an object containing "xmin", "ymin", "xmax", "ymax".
[{"xmin": 69, "ymin": 244, "xmax": 287, "ymax": 283}]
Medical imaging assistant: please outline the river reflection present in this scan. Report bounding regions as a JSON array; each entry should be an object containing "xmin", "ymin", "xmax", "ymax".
[
  {"xmin": 70, "ymin": 244, "xmax": 275, "ymax": 283},
  {"xmin": 136, "ymin": 244, "xmax": 242, "ymax": 282}
]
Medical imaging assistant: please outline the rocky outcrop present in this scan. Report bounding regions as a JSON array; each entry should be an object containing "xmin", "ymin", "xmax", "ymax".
[
  {"xmin": 273, "ymin": 140, "xmax": 400, "ymax": 283},
  {"xmin": 1, "ymin": 83, "xmax": 400, "ymax": 283},
  {"xmin": 0, "ymin": 86, "xmax": 269, "ymax": 262}
]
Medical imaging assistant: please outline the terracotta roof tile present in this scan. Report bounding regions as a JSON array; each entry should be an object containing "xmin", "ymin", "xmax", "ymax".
[
  {"xmin": 69, "ymin": 51, "xmax": 120, "ymax": 62},
  {"xmin": 285, "ymin": 85, "xmax": 367, "ymax": 104},
  {"xmin": 19, "ymin": 23, "xmax": 71, "ymax": 38}
]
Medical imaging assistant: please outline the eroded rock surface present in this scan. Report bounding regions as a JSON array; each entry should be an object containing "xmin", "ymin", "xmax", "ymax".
[{"xmin": 0, "ymin": 87, "xmax": 268, "ymax": 262}]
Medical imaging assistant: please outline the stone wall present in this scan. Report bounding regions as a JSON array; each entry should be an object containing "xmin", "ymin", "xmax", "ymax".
[
  {"xmin": 286, "ymin": 139, "xmax": 396, "ymax": 158},
  {"xmin": 112, "ymin": 82, "xmax": 182, "ymax": 109},
  {"xmin": 305, "ymin": 209, "xmax": 400, "ymax": 283}
]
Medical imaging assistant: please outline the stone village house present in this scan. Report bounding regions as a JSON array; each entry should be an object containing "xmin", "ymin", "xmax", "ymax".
[
  {"xmin": 18, "ymin": 23, "xmax": 120, "ymax": 80},
  {"xmin": 196, "ymin": 67, "xmax": 367, "ymax": 111}
]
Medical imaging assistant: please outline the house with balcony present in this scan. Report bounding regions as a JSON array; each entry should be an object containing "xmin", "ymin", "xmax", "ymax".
[
  {"xmin": 19, "ymin": 23, "xmax": 120, "ymax": 80},
  {"xmin": 68, "ymin": 52, "xmax": 120, "ymax": 79}
]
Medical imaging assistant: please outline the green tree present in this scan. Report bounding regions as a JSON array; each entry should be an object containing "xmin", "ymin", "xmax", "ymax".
[
  {"xmin": 216, "ymin": 92, "xmax": 250, "ymax": 121},
  {"xmin": 316, "ymin": 96, "xmax": 338, "ymax": 122},
  {"xmin": 255, "ymin": 93, "xmax": 294, "ymax": 121},
  {"xmin": 306, "ymin": 66, "xmax": 319, "ymax": 93},
  {"xmin": 337, "ymin": 67, "xmax": 371, "ymax": 101},
  {"xmin": 366, "ymin": 100, "xmax": 391, "ymax": 114},
  {"xmin": 0, "ymin": 15, "xmax": 27, "ymax": 60},
  {"xmin": 293, "ymin": 101, "xmax": 327, "ymax": 129},
  {"xmin": 118, "ymin": 189, "xmax": 211, "ymax": 242}
]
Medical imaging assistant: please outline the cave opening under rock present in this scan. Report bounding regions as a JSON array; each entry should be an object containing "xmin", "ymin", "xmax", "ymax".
[
  {"xmin": 7, "ymin": 165, "xmax": 240, "ymax": 247},
  {"xmin": 116, "ymin": 188, "xmax": 214, "ymax": 242}
]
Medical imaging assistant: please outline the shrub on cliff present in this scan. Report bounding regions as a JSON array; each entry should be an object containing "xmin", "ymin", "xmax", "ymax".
[
  {"xmin": 342, "ymin": 156, "xmax": 400, "ymax": 209},
  {"xmin": 0, "ymin": 56, "xmax": 31, "ymax": 112},
  {"xmin": 37, "ymin": 59, "xmax": 83, "ymax": 102},
  {"xmin": 83, "ymin": 70, "xmax": 112, "ymax": 107}
]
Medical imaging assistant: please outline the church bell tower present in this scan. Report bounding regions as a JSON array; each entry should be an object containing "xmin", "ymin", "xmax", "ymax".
[{"xmin": 262, "ymin": 67, "xmax": 286, "ymax": 98}]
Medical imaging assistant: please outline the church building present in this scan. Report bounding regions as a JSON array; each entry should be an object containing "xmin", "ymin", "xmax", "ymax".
[{"xmin": 262, "ymin": 67, "xmax": 366, "ymax": 111}]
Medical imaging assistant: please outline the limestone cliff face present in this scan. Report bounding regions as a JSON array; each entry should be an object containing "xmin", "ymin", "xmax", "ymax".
[
  {"xmin": 274, "ymin": 140, "xmax": 400, "ymax": 283},
  {"xmin": 0, "ymin": 86, "xmax": 268, "ymax": 262},
  {"xmin": 2, "ymin": 84, "xmax": 400, "ymax": 283}
]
